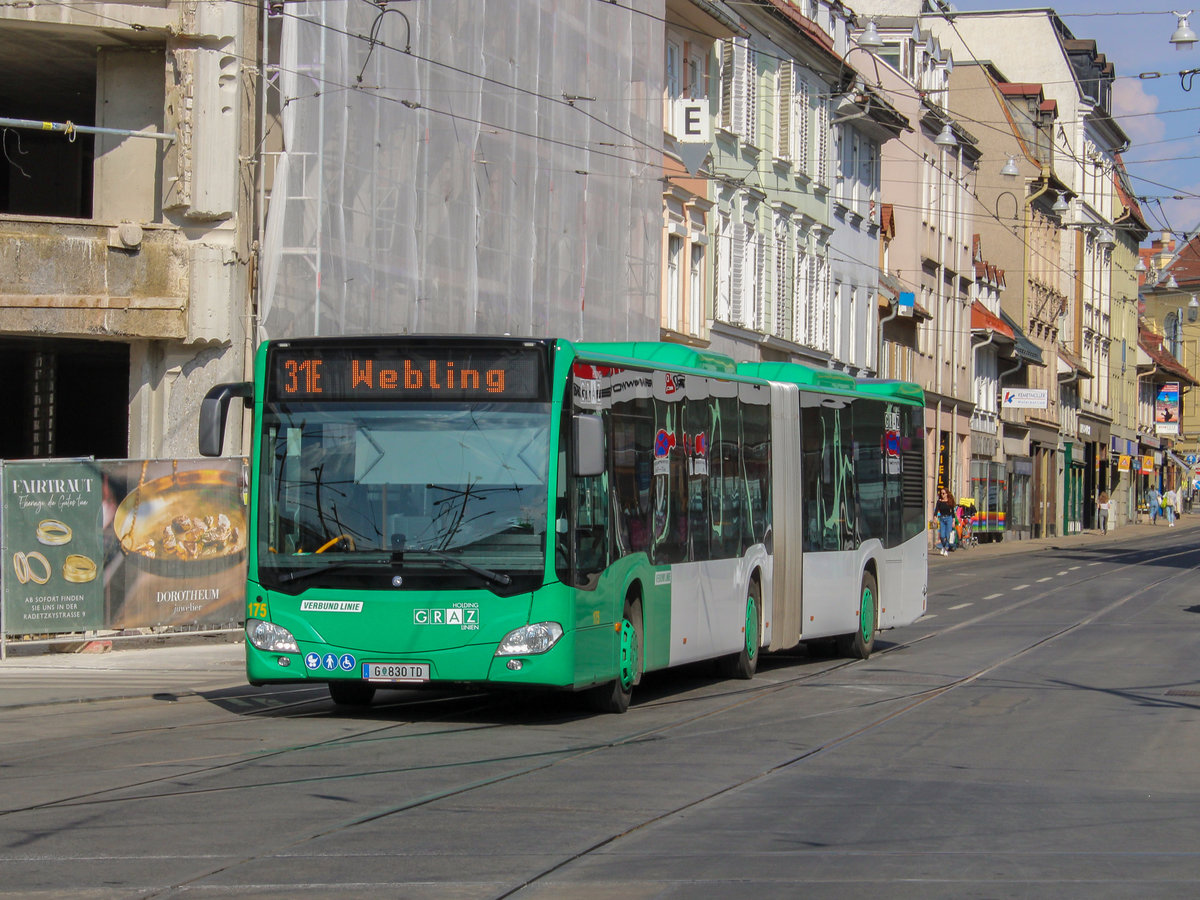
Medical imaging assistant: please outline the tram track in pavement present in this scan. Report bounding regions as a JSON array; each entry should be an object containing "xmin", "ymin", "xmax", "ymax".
[
  {"xmin": 4, "ymin": 537, "xmax": 1198, "ymax": 896},
  {"xmin": 5, "ymin": 538, "xmax": 1195, "ymax": 812}
]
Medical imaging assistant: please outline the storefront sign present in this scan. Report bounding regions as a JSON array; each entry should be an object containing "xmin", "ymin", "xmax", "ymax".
[
  {"xmin": 1118, "ymin": 455, "xmax": 1131, "ymax": 473},
  {"xmin": 1001, "ymin": 388, "xmax": 1048, "ymax": 409},
  {"xmin": 1141, "ymin": 455, "xmax": 1155, "ymax": 475}
]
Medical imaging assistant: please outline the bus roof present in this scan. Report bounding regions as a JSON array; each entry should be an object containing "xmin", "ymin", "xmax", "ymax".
[
  {"xmin": 571, "ymin": 341, "xmax": 738, "ymax": 375},
  {"xmin": 737, "ymin": 361, "xmax": 924, "ymax": 405}
]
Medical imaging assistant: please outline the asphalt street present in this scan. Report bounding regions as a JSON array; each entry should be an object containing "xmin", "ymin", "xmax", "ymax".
[{"xmin": 0, "ymin": 515, "xmax": 1198, "ymax": 898}]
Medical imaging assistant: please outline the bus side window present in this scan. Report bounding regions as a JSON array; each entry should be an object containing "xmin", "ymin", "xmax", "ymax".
[{"xmin": 572, "ymin": 412, "xmax": 610, "ymax": 587}]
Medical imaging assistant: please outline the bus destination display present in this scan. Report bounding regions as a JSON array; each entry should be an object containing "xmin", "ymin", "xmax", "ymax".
[{"xmin": 268, "ymin": 345, "xmax": 546, "ymax": 402}]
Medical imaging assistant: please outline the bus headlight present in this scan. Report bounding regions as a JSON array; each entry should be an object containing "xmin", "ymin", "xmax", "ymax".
[
  {"xmin": 246, "ymin": 618, "xmax": 299, "ymax": 653},
  {"xmin": 495, "ymin": 622, "xmax": 563, "ymax": 656}
]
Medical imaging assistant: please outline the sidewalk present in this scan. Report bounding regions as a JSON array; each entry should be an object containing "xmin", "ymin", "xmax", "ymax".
[
  {"xmin": 0, "ymin": 635, "xmax": 246, "ymax": 710},
  {"xmin": 931, "ymin": 511, "xmax": 1200, "ymax": 565}
]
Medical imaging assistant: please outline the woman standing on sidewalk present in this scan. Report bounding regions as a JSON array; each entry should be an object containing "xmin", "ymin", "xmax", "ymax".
[
  {"xmin": 1098, "ymin": 491, "xmax": 1110, "ymax": 534},
  {"xmin": 934, "ymin": 488, "xmax": 957, "ymax": 556}
]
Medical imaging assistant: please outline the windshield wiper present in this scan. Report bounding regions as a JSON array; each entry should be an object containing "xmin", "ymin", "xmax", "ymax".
[
  {"xmin": 275, "ymin": 555, "xmax": 391, "ymax": 584},
  {"xmin": 273, "ymin": 550, "xmax": 512, "ymax": 588},
  {"xmin": 399, "ymin": 549, "xmax": 512, "ymax": 586}
]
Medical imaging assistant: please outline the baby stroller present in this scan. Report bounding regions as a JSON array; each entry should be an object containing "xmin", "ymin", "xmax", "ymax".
[{"xmin": 955, "ymin": 498, "xmax": 979, "ymax": 548}]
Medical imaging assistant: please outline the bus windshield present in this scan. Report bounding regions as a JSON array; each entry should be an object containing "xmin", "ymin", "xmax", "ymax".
[{"xmin": 259, "ymin": 401, "xmax": 551, "ymax": 592}]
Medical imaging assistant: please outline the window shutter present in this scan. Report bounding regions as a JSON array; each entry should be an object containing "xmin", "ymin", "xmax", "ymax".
[
  {"xmin": 777, "ymin": 62, "xmax": 793, "ymax": 160},
  {"xmin": 794, "ymin": 246, "xmax": 809, "ymax": 344},
  {"xmin": 816, "ymin": 97, "xmax": 829, "ymax": 187},
  {"xmin": 795, "ymin": 80, "xmax": 809, "ymax": 177},
  {"xmin": 742, "ymin": 42, "xmax": 755, "ymax": 143},
  {"xmin": 754, "ymin": 228, "xmax": 767, "ymax": 330},
  {"xmin": 721, "ymin": 39, "xmax": 747, "ymax": 135},
  {"xmin": 730, "ymin": 219, "xmax": 745, "ymax": 324},
  {"xmin": 720, "ymin": 41, "xmax": 735, "ymax": 131}
]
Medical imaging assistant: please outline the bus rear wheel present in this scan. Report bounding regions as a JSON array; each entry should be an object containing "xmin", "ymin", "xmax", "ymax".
[
  {"xmin": 720, "ymin": 580, "xmax": 760, "ymax": 679},
  {"xmin": 589, "ymin": 601, "xmax": 640, "ymax": 714},
  {"xmin": 838, "ymin": 571, "xmax": 877, "ymax": 660},
  {"xmin": 329, "ymin": 681, "xmax": 376, "ymax": 707}
]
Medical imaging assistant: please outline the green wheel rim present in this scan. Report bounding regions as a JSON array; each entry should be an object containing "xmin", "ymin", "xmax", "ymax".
[
  {"xmin": 745, "ymin": 595, "xmax": 758, "ymax": 660},
  {"xmin": 860, "ymin": 584, "xmax": 875, "ymax": 642},
  {"xmin": 618, "ymin": 617, "xmax": 638, "ymax": 690}
]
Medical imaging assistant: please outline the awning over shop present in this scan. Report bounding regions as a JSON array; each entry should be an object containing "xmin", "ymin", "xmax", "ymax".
[{"xmin": 1168, "ymin": 450, "xmax": 1192, "ymax": 472}]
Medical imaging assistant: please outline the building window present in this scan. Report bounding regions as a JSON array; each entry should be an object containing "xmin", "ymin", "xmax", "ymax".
[
  {"xmin": 689, "ymin": 243, "xmax": 704, "ymax": 334},
  {"xmin": 666, "ymin": 234, "xmax": 683, "ymax": 332}
]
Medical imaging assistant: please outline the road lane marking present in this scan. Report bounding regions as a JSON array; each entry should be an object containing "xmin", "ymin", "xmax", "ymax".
[
  {"xmin": 983, "ymin": 593, "xmax": 1003, "ymax": 600},
  {"xmin": 1013, "ymin": 584, "xmax": 1030, "ymax": 590},
  {"xmin": 1069, "ymin": 566, "xmax": 1081, "ymax": 570},
  {"xmin": 949, "ymin": 603, "xmax": 972, "ymax": 610},
  {"xmin": 1037, "ymin": 576, "xmax": 1052, "ymax": 582},
  {"xmin": 1057, "ymin": 571, "xmax": 1069, "ymax": 576},
  {"xmin": 1088, "ymin": 562, "xmax": 1101, "ymax": 566}
]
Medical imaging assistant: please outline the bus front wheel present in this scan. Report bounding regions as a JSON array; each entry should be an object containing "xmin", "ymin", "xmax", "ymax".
[
  {"xmin": 589, "ymin": 600, "xmax": 641, "ymax": 714},
  {"xmin": 838, "ymin": 571, "xmax": 877, "ymax": 660}
]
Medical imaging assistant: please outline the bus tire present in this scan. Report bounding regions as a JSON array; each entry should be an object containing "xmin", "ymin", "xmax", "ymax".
[
  {"xmin": 328, "ymin": 681, "xmax": 376, "ymax": 707},
  {"xmin": 589, "ymin": 600, "xmax": 640, "ymax": 714},
  {"xmin": 838, "ymin": 571, "xmax": 877, "ymax": 660},
  {"xmin": 720, "ymin": 580, "xmax": 761, "ymax": 679}
]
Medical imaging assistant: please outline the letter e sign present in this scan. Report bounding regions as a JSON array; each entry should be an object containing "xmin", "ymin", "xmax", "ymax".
[{"xmin": 676, "ymin": 98, "xmax": 711, "ymax": 142}]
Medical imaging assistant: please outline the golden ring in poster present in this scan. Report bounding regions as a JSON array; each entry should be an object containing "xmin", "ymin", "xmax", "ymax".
[
  {"xmin": 24, "ymin": 551, "xmax": 51, "ymax": 585},
  {"xmin": 63, "ymin": 554, "xmax": 97, "ymax": 584},
  {"xmin": 36, "ymin": 519, "xmax": 72, "ymax": 546},
  {"xmin": 12, "ymin": 551, "xmax": 29, "ymax": 585}
]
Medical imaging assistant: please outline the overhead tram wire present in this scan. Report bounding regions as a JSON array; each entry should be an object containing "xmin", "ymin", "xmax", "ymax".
[
  {"xmin": 47, "ymin": 0, "xmax": 1198, "ymax": 279},
  {"xmin": 41, "ymin": 0, "xmax": 1200, "ymax": 217}
]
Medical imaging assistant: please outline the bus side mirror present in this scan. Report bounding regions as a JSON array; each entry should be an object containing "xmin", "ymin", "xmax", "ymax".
[
  {"xmin": 572, "ymin": 414, "xmax": 605, "ymax": 477},
  {"xmin": 199, "ymin": 381, "xmax": 253, "ymax": 457}
]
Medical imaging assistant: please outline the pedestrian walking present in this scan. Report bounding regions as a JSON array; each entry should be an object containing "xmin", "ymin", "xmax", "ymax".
[
  {"xmin": 1097, "ymin": 490, "xmax": 1110, "ymax": 534},
  {"xmin": 1147, "ymin": 485, "xmax": 1161, "ymax": 524},
  {"xmin": 933, "ymin": 488, "xmax": 956, "ymax": 556},
  {"xmin": 1166, "ymin": 487, "xmax": 1179, "ymax": 526},
  {"xmin": 1173, "ymin": 486, "xmax": 1183, "ymax": 522}
]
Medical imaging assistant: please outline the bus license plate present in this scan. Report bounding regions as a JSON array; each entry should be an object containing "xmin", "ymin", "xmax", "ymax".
[{"xmin": 363, "ymin": 662, "xmax": 429, "ymax": 683}]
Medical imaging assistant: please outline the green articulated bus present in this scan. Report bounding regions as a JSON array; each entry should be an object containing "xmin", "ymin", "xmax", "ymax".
[{"xmin": 200, "ymin": 336, "xmax": 927, "ymax": 713}]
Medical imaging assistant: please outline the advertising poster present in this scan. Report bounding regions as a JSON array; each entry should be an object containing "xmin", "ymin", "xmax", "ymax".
[
  {"xmin": 2, "ymin": 461, "xmax": 106, "ymax": 633},
  {"xmin": 100, "ymin": 458, "xmax": 248, "ymax": 629},
  {"xmin": 3, "ymin": 458, "xmax": 248, "ymax": 635},
  {"xmin": 1156, "ymin": 382, "xmax": 1180, "ymax": 435},
  {"xmin": 1117, "ymin": 455, "xmax": 1131, "ymax": 473}
]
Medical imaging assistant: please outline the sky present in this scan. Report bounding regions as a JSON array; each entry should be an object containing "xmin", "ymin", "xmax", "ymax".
[{"xmin": 947, "ymin": 2, "xmax": 1200, "ymax": 244}]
